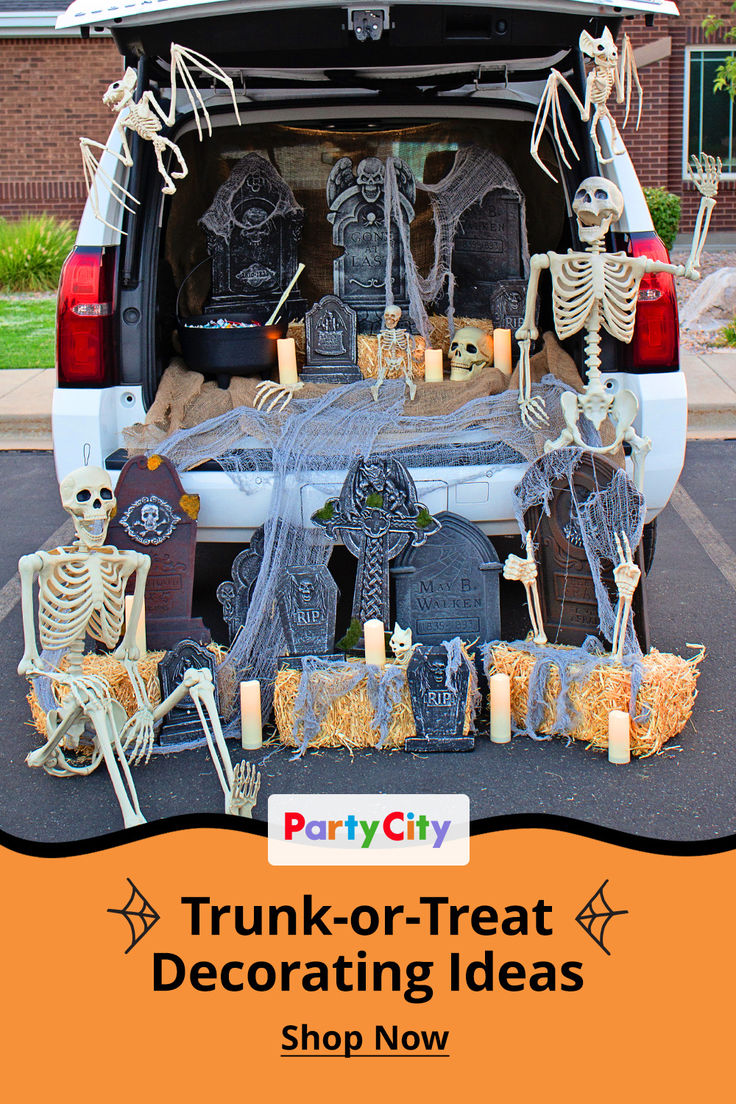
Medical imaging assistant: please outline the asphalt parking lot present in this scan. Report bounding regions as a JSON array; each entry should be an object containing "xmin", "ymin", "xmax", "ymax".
[{"xmin": 0, "ymin": 441, "xmax": 734, "ymax": 845}]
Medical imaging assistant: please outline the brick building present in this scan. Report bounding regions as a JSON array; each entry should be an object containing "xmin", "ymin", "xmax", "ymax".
[{"xmin": 0, "ymin": 0, "xmax": 733, "ymax": 232}]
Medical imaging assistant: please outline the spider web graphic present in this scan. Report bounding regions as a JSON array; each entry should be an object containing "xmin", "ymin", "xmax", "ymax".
[
  {"xmin": 575, "ymin": 879, "xmax": 628, "ymax": 956},
  {"xmin": 108, "ymin": 878, "xmax": 160, "ymax": 954}
]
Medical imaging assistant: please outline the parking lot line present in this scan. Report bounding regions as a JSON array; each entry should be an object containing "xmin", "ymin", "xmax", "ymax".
[
  {"xmin": 670, "ymin": 484, "xmax": 736, "ymax": 594},
  {"xmin": 0, "ymin": 519, "xmax": 74, "ymax": 626}
]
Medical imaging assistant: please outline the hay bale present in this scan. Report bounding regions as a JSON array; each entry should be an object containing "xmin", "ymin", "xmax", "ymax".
[
  {"xmin": 486, "ymin": 643, "xmax": 703, "ymax": 757},
  {"xmin": 274, "ymin": 656, "xmax": 475, "ymax": 752},
  {"xmin": 27, "ymin": 645, "xmax": 227, "ymax": 740}
]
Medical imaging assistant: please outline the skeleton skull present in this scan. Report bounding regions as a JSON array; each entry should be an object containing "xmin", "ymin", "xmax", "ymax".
[
  {"xmin": 102, "ymin": 67, "xmax": 137, "ymax": 111},
  {"xmin": 572, "ymin": 176, "xmax": 624, "ymax": 244},
  {"xmin": 449, "ymin": 327, "xmax": 494, "ymax": 380},
  {"xmin": 356, "ymin": 157, "xmax": 385, "ymax": 203},
  {"xmin": 579, "ymin": 26, "xmax": 618, "ymax": 65},
  {"xmin": 382, "ymin": 305, "xmax": 402, "ymax": 330},
  {"xmin": 59, "ymin": 465, "xmax": 116, "ymax": 551}
]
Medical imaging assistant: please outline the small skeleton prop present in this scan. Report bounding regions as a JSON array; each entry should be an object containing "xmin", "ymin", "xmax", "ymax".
[
  {"xmin": 81, "ymin": 45, "xmax": 242, "ymax": 232},
  {"xmin": 531, "ymin": 27, "xmax": 642, "ymax": 182},
  {"xmin": 389, "ymin": 624, "xmax": 417, "ymax": 668},
  {"xmin": 503, "ymin": 532, "xmax": 547, "ymax": 646},
  {"xmin": 18, "ymin": 465, "xmax": 254, "ymax": 829},
  {"xmin": 515, "ymin": 157, "xmax": 721, "ymax": 487},
  {"xmin": 611, "ymin": 532, "xmax": 641, "ymax": 663},
  {"xmin": 448, "ymin": 327, "xmax": 494, "ymax": 381},
  {"xmin": 371, "ymin": 306, "xmax": 416, "ymax": 401}
]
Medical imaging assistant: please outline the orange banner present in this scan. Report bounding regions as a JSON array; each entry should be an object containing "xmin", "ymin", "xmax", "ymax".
[{"xmin": 1, "ymin": 824, "xmax": 732, "ymax": 1100}]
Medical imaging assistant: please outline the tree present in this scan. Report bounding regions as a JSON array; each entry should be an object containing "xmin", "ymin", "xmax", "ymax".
[{"xmin": 704, "ymin": 5, "xmax": 736, "ymax": 100}]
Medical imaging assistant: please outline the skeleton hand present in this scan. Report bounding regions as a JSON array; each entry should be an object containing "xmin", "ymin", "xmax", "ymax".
[
  {"xmin": 519, "ymin": 395, "xmax": 550, "ymax": 428},
  {"xmin": 254, "ymin": 380, "xmax": 304, "ymax": 413},
  {"xmin": 121, "ymin": 707, "xmax": 156, "ymax": 766},
  {"xmin": 613, "ymin": 532, "xmax": 641, "ymax": 599},
  {"xmin": 688, "ymin": 153, "xmax": 722, "ymax": 200},
  {"xmin": 503, "ymin": 553, "xmax": 538, "ymax": 586},
  {"xmin": 228, "ymin": 761, "xmax": 261, "ymax": 818}
]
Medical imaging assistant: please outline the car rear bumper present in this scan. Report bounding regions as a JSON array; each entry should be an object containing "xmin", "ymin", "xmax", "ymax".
[{"xmin": 53, "ymin": 371, "xmax": 687, "ymax": 541}]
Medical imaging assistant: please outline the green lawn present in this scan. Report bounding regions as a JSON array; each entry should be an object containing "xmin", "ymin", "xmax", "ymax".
[{"xmin": 0, "ymin": 295, "xmax": 56, "ymax": 369}]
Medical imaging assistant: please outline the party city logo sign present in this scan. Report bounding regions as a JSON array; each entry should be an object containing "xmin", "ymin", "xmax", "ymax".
[{"xmin": 268, "ymin": 794, "xmax": 469, "ymax": 866}]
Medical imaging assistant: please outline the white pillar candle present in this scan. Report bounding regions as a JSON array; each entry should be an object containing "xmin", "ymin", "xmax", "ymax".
[
  {"xmin": 125, "ymin": 594, "xmax": 147, "ymax": 657},
  {"xmin": 493, "ymin": 329, "xmax": 513, "ymax": 376},
  {"xmin": 608, "ymin": 709, "xmax": 631, "ymax": 764},
  {"xmin": 277, "ymin": 337, "xmax": 299, "ymax": 386},
  {"xmin": 424, "ymin": 348, "xmax": 444, "ymax": 382},
  {"xmin": 490, "ymin": 672, "xmax": 511, "ymax": 744},
  {"xmin": 364, "ymin": 619, "xmax": 386, "ymax": 668},
  {"xmin": 240, "ymin": 680, "xmax": 263, "ymax": 750}
]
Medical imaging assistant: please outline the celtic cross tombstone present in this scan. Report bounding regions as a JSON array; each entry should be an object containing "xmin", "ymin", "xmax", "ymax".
[{"xmin": 312, "ymin": 457, "xmax": 440, "ymax": 624}]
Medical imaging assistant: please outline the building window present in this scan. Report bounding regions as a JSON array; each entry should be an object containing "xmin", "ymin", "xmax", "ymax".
[{"xmin": 686, "ymin": 47, "xmax": 736, "ymax": 175}]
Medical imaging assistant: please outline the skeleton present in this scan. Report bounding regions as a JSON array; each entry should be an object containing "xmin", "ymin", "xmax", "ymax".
[
  {"xmin": 448, "ymin": 327, "xmax": 494, "ymax": 381},
  {"xmin": 80, "ymin": 45, "xmax": 242, "ymax": 232},
  {"xmin": 389, "ymin": 624, "xmax": 417, "ymax": 668},
  {"xmin": 515, "ymin": 157, "xmax": 721, "ymax": 487},
  {"xmin": 371, "ymin": 306, "xmax": 416, "ymax": 401},
  {"xmin": 531, "ymin": 27, "xmax": 642, "ymax": 182},
  {"xmin": 503, "ymin": 532, "xmax": 547, "ymax": 646},
  {"xmin": 610, "ymin": 532, "xmax": 641, "ymax": 664},
  {"xmin": 254, "ymin": 377, "xmax": 304, "ymax": 413},
  {"xmin": 18, "ymin": 465, "xmax": 255, "ymax": 829}
]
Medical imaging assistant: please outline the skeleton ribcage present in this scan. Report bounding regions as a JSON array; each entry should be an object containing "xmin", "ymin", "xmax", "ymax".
[
  {"xmin": 38, "ymin": 554, "xmax": 129, "ymax": 650},
  {"xmin": 550, "ymin": 254, "xmax": 642, "ymax": 343}
]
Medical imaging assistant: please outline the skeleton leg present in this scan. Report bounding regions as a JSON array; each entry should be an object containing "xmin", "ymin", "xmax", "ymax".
[
  {"xmin": 26, "ymin": 698, "xmax": 85, "ymax": 772},
  {"xmin": 186, "ymin": 670, "xmax": 245, "ymax": 813},
  {"xmin": 87, "ymin": 701, "xmax": 146, "ymax": 828},
  {"xmin": 152, "ymin": 136, "xmax": 188, "ymax": 195}
]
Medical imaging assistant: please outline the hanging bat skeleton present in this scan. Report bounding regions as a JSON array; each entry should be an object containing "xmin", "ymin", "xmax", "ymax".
[
  {"xmin": 80, "ymin": 44, "xmax": 242, "ymax": 232},
  {"xmin": 531, "ymin": 27, "xmax": 642, "ymax": 182}
]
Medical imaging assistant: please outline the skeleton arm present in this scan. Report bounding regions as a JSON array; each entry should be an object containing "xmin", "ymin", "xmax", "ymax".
[
  {"xmin": 531, "ymin": 69, "xmax": 589, "ymax": 182},
  {"xmin": 515, "ymin": 254, "xmax": 550, "ymax": 427},
  {"xmin": 114, "ymin": 553, "xmax": 150, "ymax": 663},
  {"xmin": 615, "ymin": 34, "xmax": 643, "ymax": 130},
  {"xmin": 17, "ymin": 553, "xmax": 45, "ymax": 677},
  {"xmin": 161, "ymin": 44, "xmax": 242, "ymax": 135}
]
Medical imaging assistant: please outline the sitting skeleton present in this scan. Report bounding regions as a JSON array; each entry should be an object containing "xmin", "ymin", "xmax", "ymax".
[
  {"xmin": 503, "ymin": 532, "xmax": 547, "ymax": 646},
  {"xmin": 18, "ymin": 465, "xmax": 257, "ymax": 829},
  {"xmin": 448, "ymin": 327, "xmax": 494, "ymax": 381},
  {"xmin": 610, "ymin": 531, "xmax": 641, "ymax": 664},
  {"xmin": 371, "ymin": 306, "xmax": 416, "ymax": 401},
  {"xmin": 389, "ymin": 624, "xmax": 417, "ymax": 668},
  {"xmin": 515, "ymin": 156, "xmax": 721, "ymax": 489}
]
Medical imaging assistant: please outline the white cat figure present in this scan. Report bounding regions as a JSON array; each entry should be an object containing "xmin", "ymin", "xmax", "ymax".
[{"xmin": 389, "ymin": 623, "xmax": 417, "ymax": 668}]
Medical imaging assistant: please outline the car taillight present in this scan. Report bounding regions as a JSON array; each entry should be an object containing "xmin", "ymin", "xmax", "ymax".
[
  {"xmin": 56, "ymin": 247, "xmax": 118, "ymax": 386},
  {"xmin": 626, "ymin": 232, "xmax": 679, "ymax": 372}
]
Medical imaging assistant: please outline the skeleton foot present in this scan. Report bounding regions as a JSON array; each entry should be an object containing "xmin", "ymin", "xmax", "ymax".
[
  {"xmin": 254, "ymin": 380, "xmax": 304, "ymax": 413},
  {"xmin": 228, "ymin": 760, "xmax": 261, "ymax": 818}
]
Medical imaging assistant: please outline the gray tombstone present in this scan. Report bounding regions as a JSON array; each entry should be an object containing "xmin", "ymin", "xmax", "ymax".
[
  {"xmin": 302, "ymin": 294, "xmax": 361, "ymax": 383},
  {"xmin": 277, "ymin": 565, "xmax": 339, "ymax": 656},
  {"xmin": 312, "ymin": 457, "xmax": 441, "ymax": 625},
  {"xmin": 405, "ymin": 645, "xmax": 473, "ymax": 753},
  {"xmin": 199, "ymin": 153, "xmax": 306, "ymax": 322},
  {"xmin": 216, "ymin": 527, "xmax": 265, "ymax": 643},
  {"xmin": 392, "ymin": 512, "xmax": 502, "ymax": 646},
  {"xmin": 452, "ymin": 191, "xmax": 526, "ymax": 318},
  {"xmin": 326, "ymin": 156, "xmax": 415, "ymax": 333},
  {"xmin": 156, "ymin": 640, "xmax": 220, "ymax": 747}
]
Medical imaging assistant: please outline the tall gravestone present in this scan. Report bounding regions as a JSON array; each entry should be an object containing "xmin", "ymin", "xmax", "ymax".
[
  {"xmin": 405, "ymin": 645, "xmax": 473, "ymax": 753},
  {"xmin": 523, "ymin": 454, "xmax": 650, "ymax": 649},
  {"xmin": 452, "ymin": 189, "xmax": 526, "ymax": 318},
  {"xmin": 392, "ymin": 512, "xmax": 502, "ymax": 646},
  {"xmin": 216, "ymin": 527, "xmax": 265, "ymax": 643},
  {"xmin": 326, "ymin": 156, "xmax": 415, "ymax": 333},
  {"xmin": 277, "ymin": 565, "xmax": 339, "ymax": 656},
  {"xmin": 156, "ymin": 639, "xmax": 220, "ymax": 747},
  {"xmin": 107, "ymin": 455, "xmax": 209, "ymax": 650},
  {"xmin": 303, "ymin": 294, "xmax": 361, "ymax": 383},
  {"xmin": 199, "ymin": 152, "xmax": 306, "ymax": 322}
]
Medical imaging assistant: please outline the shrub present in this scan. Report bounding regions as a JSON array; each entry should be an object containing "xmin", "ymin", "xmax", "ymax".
[
  {"xmin": 719, "ymin": 319, "xmax": 736, "ymax": 347},
  {"xmin": 643, "ymin": 187, "xmax": 682, "ymax": 250},
  {"xmin": 0, "ymin": 215, "xmax": 75, "ymax": 292}
]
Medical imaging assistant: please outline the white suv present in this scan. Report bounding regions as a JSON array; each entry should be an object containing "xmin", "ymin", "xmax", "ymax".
[{"xmin": 53, "ymin": 0, "xmax": 683, "ymax": 556}]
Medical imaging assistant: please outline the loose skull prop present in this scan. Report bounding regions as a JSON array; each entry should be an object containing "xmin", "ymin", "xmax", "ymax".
[
  {"xmin": 59, "ymin": 465, "xmax": 116, "ymax": 551},
  {"xmin": 449, "ymin": 327, "xmax": 494, "ymax": 381}
]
